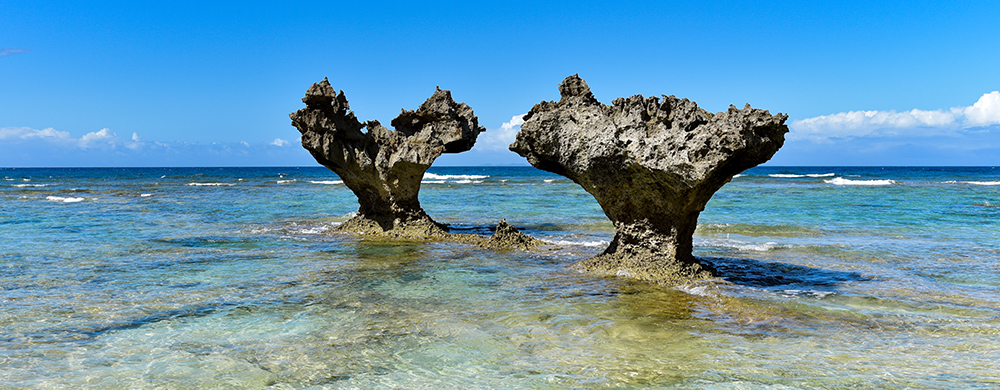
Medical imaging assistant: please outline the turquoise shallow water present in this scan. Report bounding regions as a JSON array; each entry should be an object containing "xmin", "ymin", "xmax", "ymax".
[{"xmin": 2, "ymin": 166, "xmax": 1000, "ymax": 388}]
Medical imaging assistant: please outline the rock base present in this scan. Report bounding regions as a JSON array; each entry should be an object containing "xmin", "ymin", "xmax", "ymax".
[
  {"xmin": 335, "ymin": 215, "xmax": 451, "ymax": 240},
  {"xmin": 333, "ymin": 217, "xmax": 543, "ymax": 251},
  {"xmin": 574, "ymin": 251, "xmax": 713, "ymax": 286},
  {"xmin": 481, "ymin": 219, "xmax": 544, "ymax": 250}
]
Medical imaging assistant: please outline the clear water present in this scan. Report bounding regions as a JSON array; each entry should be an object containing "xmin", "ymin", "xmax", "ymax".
[{"xmin": 2, "ymin": 166, "xmax": 999, "ymax": 389}]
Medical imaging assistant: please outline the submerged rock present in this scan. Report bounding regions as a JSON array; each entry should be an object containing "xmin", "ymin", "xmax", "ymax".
[
  {"xmin": 510, "ymin": 74, "xmax": 788, "ymax": 284},
  {"xmin": 290, "ymin": 78, "xmax": 485, "ymax": 238}
]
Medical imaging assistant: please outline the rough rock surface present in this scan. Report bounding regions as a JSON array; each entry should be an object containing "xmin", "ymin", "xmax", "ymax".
[
  {"xmin": 291, "ymin": 78, "xmax": 485, "ymax": 238},
  {"xmin": 482, "ymin": 219, "xmax": 544, "ymax": 250},
  {"xmin": 510, "ymin": 74, "xmax": 788, "ymax": 284}
]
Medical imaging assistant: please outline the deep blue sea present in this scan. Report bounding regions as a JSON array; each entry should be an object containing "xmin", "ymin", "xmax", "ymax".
[{"xmin": 2, "ymin": 166, "xmax": 999, "ymax": 388}]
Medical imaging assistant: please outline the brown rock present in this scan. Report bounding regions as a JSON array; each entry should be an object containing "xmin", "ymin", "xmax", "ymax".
[
  {"xmin": 510, "ymin": 74, "xmax": 788, "ymax": 284},
  {"xmin": 290, "ymin": 78, "xmax": 485, "ymax": 238}
]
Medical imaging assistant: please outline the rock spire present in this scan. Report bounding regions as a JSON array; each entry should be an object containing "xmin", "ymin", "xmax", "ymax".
[
  {"xmin": 510, "ymin": 74, "xmax": 788, "ymax": 284},
  {"xmin": 290, "ymin": 78, "xmax": 485, "ymax": 238}
]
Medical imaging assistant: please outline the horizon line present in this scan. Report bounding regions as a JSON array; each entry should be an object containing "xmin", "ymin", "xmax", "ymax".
[{"xmin": 2, "ymin": 165, "xmax": 998, "ymax": 169}]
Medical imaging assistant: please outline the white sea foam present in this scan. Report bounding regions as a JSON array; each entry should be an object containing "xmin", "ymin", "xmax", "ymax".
[
  {"xmin": 709, "ymin": 240, "xmax": 783, "ymax": 251},
  {"xmin": 701, "ymin": 238, "xmax": 785, "ymax": 252},
  {"xmin": 675, "ymin": 285, "xmax": 712, "ymax": 297},
  {"xmin": 297, "ymin": 225, "xmax": 332, "ymax": 234},
  {"xmin": 140, "ymin": 193, "xmax": 153, "ymax": 197},
  {"xmin": 423, "ymin": 173, "xmax": 489, "ymax": 180},
  {"xmin": 309, "ymin": 180, "xmax": 343, "ymax": 185},
  {"xmin": 963, "ymin": 181, "xmax": 1000, "ymax": 186},
  {"xmin": 543, "ymin": 179, "xmax": 556, "ymax": 183},
  {"xmin": 736, "ymin": 242, "xmax": 783, "ymax": 251},
  {"xmin": 779, "ymin": 290, "xmax": 835, "ymax": 299},
  {"xmin": 276, "ymin": 180, "xmax": 297, "ymax": 184},
  {"xmin": 732, "ymin": 174, "xmax": 743, "ymax": 178},
  {"xmin": 12, "ymin": 184, "xmax": 50, "ymax": 188},
  {"xmin": 187, "ymin": 182, "xmax": 236, "ymax": 186},
  {"xmin": 769, "ymin": 173, "xmax": 836, "ymax": 178},
  {"xmin": 824, "ymin": 177, "xmax": 896, "ymax": 186},
  {"xmin": 46, "ymin": 196, "xmax": 85, "ymax": 203},
  {"xmin": 421, "ymin": 180, "xmax": 446, "ymax": 184},
  {"xmin": 540, "ymin": 238, "xmax": 608, "ymax": 247}
]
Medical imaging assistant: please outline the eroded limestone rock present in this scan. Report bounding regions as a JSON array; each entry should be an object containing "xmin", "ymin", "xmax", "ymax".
[
  {"xmin": 510, "ymin": 75, "xmax": 788, "ymax": 284},
  {"xmin": 290, "ymin": 78, "xmax": 485, "ymax": 238},
  {"xmin": 482, "ymin": 219, "xmax": 544, "ymax": 250}
]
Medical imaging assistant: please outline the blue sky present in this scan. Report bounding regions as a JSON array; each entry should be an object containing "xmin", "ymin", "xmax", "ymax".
[{"xmin": 2, "ymin": 1, "xmax": 999, "ymax": 167}]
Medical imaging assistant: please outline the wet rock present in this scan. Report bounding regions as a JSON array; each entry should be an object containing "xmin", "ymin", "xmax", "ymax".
[
  {"xmin": 290, "ymin": 78, "xmax": 485, "ymax": 238},
  {"xmin": 482, "ymin": 219, "xmax": 544, "ymax": 250},
  {"xmin": 510, "ymin": 74, "xmax": 788, "ymax": 284}
]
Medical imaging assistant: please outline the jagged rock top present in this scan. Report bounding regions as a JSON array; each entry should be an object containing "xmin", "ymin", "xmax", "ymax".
[
  {"xmin": 290, "ymin": 78, "xmax": 485, "ymax": 233},
  {"xmin": 509, "ymin": 74, "xmax": 788, "ymax": 284},
  {"xmin": 515, "ymin": 74, "xmax": 788, "ymax": 190}
]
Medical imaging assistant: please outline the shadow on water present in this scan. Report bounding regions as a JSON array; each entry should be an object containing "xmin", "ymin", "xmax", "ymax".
[
  {"xmin": 8, "ymin": 302, "xmax": 239, "ymax": 344},
  {"xmin": 442, "ymin": 223, "xmax": 495, "ymax": 235},
  {"xmin": 701, "ymin": 256, "xmax": 870, "ymax": 290}
]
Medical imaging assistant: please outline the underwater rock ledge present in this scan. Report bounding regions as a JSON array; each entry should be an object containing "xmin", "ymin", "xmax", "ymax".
[
  {"xmin": 290, "ymin": 77, "xmax": 485, "ymax": 239},
  {"xmin": 510, "ymin": 74, "xmax": 789, "ymax": 285}
]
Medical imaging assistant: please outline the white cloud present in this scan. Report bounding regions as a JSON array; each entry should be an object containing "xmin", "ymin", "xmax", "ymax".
[
  {"xmin": 1, "ymin": 126, "xmax": 318, "ymax": 166},
  {"xmin": 790, "ymin": 91, "xmax": 1000, "ymax": 142},
  {"xmin": 963, "ymin": 91, "xmax": 1000, "ymax": 127},
  {"xmin": 475, "ymin": 114, "xmax": 526, "ymax": 150},
  {"xmin": 78, "ymin": 128, "xmax": 117, "ymax": 148},
  {"xmin": 127, "ymin": 132, "xmax": 144, "ymax": 150},
  {"xmin": 0, "ymin": 127, "xmax": 71, "ymax": 141}
]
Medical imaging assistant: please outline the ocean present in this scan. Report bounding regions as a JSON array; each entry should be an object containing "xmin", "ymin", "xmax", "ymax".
[{"xmin": 2, "ymin": 166, "xmax": 999, "ymax": 388}]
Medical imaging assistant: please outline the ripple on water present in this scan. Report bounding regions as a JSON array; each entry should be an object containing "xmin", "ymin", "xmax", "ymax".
[{"xmin": 4, "ymin": 167, "xmax": 1000, "ymax": 388}]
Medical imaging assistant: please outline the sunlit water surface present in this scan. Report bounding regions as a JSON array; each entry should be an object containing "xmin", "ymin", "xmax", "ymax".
[{"xmin": 2, "ymin": 166, "xmax": 999, "ymax": 388}]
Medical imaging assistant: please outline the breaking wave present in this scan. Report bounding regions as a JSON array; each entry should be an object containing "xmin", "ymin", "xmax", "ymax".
[
  {"xmin": 699, "ymin": 238, "xmax": 789, "ymax": 252},
  {"xmin": 309, "ymin": 180, "xmax": 343, "ymax": 185},
  {"xmin": 423, "ymin": 173, "xmax": 489, "ymax": 180},
  {"xmin": 824, "ymin": 177, "xmax": 896, "ymax": 186},
  {"xmin": 46, "ymin": 196, "xmax": 85, "ymax": 203},
  {"xmin": 963, "ymin": 181, "xmax": 1000, "ymax": 186},
  {"xmin": 187, "ymin": 182, "xmax": 236, "ymax": 187},
  {"xmin": 769, "ymin": 173, "xmax": 836, "ymax": 178}
]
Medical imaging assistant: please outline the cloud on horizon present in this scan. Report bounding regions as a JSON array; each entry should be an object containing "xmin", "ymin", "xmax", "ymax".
[
  {"xmin": 0, "ymin": 126, "xmax": 308, "ymax": 167},
  {"xmin": 789, "ymin": 91, "xmax": 1000, "ymax": 142},
  {"xmin": 770, "ymin": 91, "xmax": 1000, "ymax": 165},
  {"xmin": 474, "ymin": 114, "xmax": 526, "ymax": 151}
]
